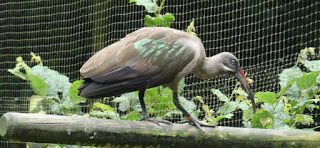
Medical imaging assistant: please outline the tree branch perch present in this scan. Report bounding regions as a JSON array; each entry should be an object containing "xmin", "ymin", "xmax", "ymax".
[{"xmin": 1, "ymin": 112, "xmax": 320, "ymax": 147}]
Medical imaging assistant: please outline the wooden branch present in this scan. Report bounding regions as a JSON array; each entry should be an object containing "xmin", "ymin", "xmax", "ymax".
[{"xmin": 1, "ymin": 112, "xmax": 320, "ymax": 147}]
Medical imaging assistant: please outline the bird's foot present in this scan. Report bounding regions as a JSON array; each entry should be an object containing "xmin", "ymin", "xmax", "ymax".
[
  {"xmin": 140, "ymin": 117, "xmax": 172, "ymax": 126},
  {"xmin": 179, "ymin": 116, "xmax": 215, "ymax": 133}
]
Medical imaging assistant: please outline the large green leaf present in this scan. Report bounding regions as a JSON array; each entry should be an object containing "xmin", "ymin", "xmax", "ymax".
[
  {"xmin": 125, "ymin": 111, "xmax": 140, "ymax": 121},
  {"xmin": 216, "ymin": 101, "xmax": 239, "ymax": 114},
  {"xmin": 27, "ymin": 74, "xmax": 48, "ymax": 96},
  {"xmin": 69, "ymin": 80, "xmax": 87, "ymax": 103},
  {"xmin": 278, "ymin": 66, "xmax": 303, "ymax": 88},
  {"xmin": 31, "ymin": 65, "xmax": 71, "ymax": 98},
  {"xmin": 211, "ymin": 88, "xmax": 229, "ymax": 102},
  {"xmin": 144, "ymin": 13, "xmax": 175, "ymax": 27},
  {"xmin": 296, "ymin": 71, "xmax": 320, "ymax": 90},
  {"xmin": 284, "ymin": 83, "xmax": 300, "ymax": 100},
  {"xmin": 255, "ymin": 92, "xmax": 278, "ymax": 105},
  {"xmin": 263, "ymin": 100, "xmax": 291, "ymax": 129},
  {"xmin": 303, "ymin": 60, "xmax": 320, "ymax": 71},
  {"xmin": 129, "ymin": 0, "xmax": 159, "ymax": 13}
]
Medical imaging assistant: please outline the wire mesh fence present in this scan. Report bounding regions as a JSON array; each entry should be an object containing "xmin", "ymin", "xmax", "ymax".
[{"xmin": 0, "ymin": 0, "xmax": 319, "ymax": 147}]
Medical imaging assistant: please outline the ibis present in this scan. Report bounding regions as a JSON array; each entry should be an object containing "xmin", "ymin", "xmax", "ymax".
[{"xmin": 78, "ymin": 27, "xmax": 255, "ymax": 133}]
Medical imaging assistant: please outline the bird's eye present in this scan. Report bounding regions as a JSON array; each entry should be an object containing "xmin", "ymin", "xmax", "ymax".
[{"xmin": 231, "ymin": 59, "xmax": 236, "ymax": 65}]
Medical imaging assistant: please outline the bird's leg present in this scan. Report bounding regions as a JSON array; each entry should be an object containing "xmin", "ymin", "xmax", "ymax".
[
  {"xmin": 138, "ymin": 89, "xmax": 172, "ymax": 126},
  {"xmin": 172, "ymin": 91, "xmax": 215, "ymax": 133}
]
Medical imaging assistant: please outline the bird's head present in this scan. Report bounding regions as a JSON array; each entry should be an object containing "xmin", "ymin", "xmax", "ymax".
[{"xmin": 217, "ymin": 52, "xmax": 256, "ymax": 113}]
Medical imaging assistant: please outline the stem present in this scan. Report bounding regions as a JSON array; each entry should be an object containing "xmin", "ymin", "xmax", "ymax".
[
  {"xmin": 312, "ymin": 126, "xmax": 320, "ymax": 130},
  {"xmin": 157, "ymin": 0, "xmax": 166, "ymax": 14},
  {"xmin": 271, "ymin": 100, "xmax": 280, "ymax": 114}
]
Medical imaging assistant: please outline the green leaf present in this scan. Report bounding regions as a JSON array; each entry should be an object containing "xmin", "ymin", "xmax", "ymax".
[
  {"xmin": 237, "ymin": 102, "xmax": 250, "ymax": 111},
  {"xmin": 8, "ymin": 69, "xmax": 28, "ymax": 80},
  {"xmin": 278, "ymin": 80, "xmax": 295, "ymax": 97},
  {"xmin": 284, "ymin": 83, "xmax": 300, "ymax": 100},
  {"xmin": 242, "ymin": 108, "xmax": 254, "ymax": 121},
  {"xmin": 130, "ymin": 0, "xmax": 159, "ymax": 13},
  {"xmin": 303, "ymin": 60, "xmax": 320, "ymax": 71},
  {"xmin": 27, "ymin": 74, "xmax": 48, "ymax": 96},
  {"xmin": 91, "ymin": 103, "xmax": 115, "ymax": 112},
  {"xmin": 31, "ymin": 65, "xmax": 71, "ymax": 98},
  {"xmin": 216, "ymin": 113, "xmax": 234, "ymax": 123},
  {"xmin": 292, "ymin": 97, "xmax": 309, "ymax": 109},
  {"xmin": 144, "ymin": 87, "xmax": 176, "ymax": 117},
  {"xmin": 69, "ymin": 80, "xmax": 87, "ymax": 103},
  {"xmin": 262, "ymin": 99, "xmax": 284, "ymax": 114},
  {"xmin": 119, "ymin": 100, "xmax": 131, "ymax": 112},
  {"xmin": 216, "ymin": 101, "xmax": 239, "ymax": 114},
  {"xmin": 251, "ymin": 109, "xmax": 273, "ymax": 129},
  {"xmin": 125, "ymin": 111, "xmax": 140, "ymax": 121},
  {"xmin": 90, "ymin": 111, "xmax": 120, "ymax": 120},
  {"xmin": 233, "ymin": 89, "xmax": 249, "ymax": 97},
  {"xmin": 211, "ymin": 88, "xmax": 229, "ymax": 102},
  {"xmin": 255, "ymin": 92, "xmax": 278, "ymax": 105},
  {"xmin": 114, "ymin": 92, "xmax": 139, "ymax": 112},
  {"xmin": 296, "ymin": 114, "xmax": 314, "ymax": 126},
  {"xmin": 296, "ymin": 71, "xmax": 320, "ymax": 90},
  {"xmin": 113, "ymin": 92, "xmax": 138, "ymax": 102},
  {"xmin": 55, "ymin": 97, "xmax": 80, "ymax": 115},
  {"xmin": 144, "ymin": 13, "xmax": 175, "ymax": 27},
  {"xmin": 278, "ymin": 66, "xmax": 303, "ymax": 88},
  {"xmin": 180, "ymin": 96, "xmax": 196, "ymax": 114},
  {"xmin": 261, "ymin": 100, "xmax": 291, "ymax": 129}
]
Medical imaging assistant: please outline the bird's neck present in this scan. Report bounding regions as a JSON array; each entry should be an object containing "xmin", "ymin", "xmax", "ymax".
[{"xmin": 193, "ymin": 56, "xmax": 224, "ymax": 79}]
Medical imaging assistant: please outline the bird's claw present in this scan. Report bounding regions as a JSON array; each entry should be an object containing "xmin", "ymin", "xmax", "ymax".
[
  {"xmin": 188, "ymin": 118, "xmax": 216, "ymax": 133},
  {"xmin": 140, "ymin": 117, "xmax": 172, "ymax": 126}
]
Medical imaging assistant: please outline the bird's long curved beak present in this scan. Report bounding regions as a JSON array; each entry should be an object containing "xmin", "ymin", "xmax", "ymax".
[{"xmin": 234, "ymin": 69, "xmax": 256, "ymax": 113}]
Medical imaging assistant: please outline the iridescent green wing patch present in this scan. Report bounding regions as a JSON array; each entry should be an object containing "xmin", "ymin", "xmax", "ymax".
[{"xmin": 134, "ymin": 37, "xmax": 193, "ymax": 68}]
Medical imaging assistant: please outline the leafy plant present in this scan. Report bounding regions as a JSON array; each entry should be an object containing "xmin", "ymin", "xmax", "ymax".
[
  {"xmin": 8, "ymin": 53, "xmax": 86, "ymax": 115},
  {"xmin": 207, "ymin": 83, "xmax": 253, "ymax": 125},
  {"xmin": 129, "ymin": 0, "xmax": 175, "ymax": 27},
  {"xmin": 245, "ymin": 47, "xmax": 319, "ymax": 130},
  {"xmin": 207, "ymin": 47, "xmax": 319, "ymax": 130},
  {"xmin": 89, "ymin": 103, "xmax": 120, "ymax": 120}
]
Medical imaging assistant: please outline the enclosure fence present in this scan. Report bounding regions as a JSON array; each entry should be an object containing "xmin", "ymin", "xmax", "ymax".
[{"xmin": 0, "ymin": 0, "xmax": 319, "ymax": 147}]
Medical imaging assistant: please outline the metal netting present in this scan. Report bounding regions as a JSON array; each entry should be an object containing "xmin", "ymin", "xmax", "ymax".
[{"xmin": 0, "ymin": 0, "xmax": 319, "ymax": 147}]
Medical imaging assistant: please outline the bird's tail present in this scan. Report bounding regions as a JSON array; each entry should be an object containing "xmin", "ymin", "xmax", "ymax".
[{"xmin": 78, "ymin": 77, "xmax": 148, "ymax": 98}]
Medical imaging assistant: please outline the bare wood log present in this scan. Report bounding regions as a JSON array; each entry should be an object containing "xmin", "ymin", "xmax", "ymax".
[{"xmin": 1, "ymin": 112, "xmax": 320, "ymax": 147}]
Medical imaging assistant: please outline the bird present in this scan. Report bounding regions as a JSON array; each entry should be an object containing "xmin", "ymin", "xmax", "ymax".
[{"xmin": 78, "ymin": 27, "xmax": 255, "ymax": 133}]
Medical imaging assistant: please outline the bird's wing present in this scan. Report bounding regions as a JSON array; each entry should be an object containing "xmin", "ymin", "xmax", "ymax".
[{"xmin": 79, "ymin": 27, "xmax": 197, "ymax": 97}]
